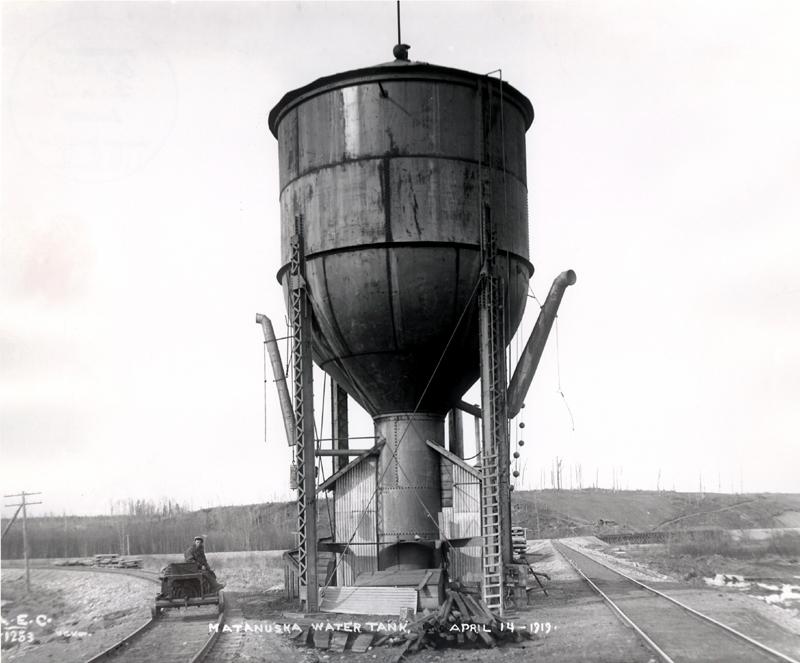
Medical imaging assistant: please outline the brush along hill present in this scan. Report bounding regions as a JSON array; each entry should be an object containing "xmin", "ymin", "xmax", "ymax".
[
  {"xmin": 4, "ymin": 492, "xmax": 800, "ymax": 560},
  {"xmin": 511, "ymin": 490, "xmax": 800, "ymax": 538}
]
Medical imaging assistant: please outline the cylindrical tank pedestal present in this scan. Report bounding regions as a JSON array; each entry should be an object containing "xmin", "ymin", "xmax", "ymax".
[{"xmin": 375, "ymin": 413, "xmax": 443, "ymax": 570}]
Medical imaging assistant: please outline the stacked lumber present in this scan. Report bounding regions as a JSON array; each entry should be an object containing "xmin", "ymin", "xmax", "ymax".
[
  {"xmin": 382, "ymin": 589, "xmax": 532, "ymax": 658},
  {"xmin": 294, "ymin": 629, "xmax": 375, "ymax": 654},
  {"xmin": 292, "ymin": 590, "xmax": 533, "ymax": 659}
]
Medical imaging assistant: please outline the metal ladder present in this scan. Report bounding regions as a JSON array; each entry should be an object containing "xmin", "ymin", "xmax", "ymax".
[
  {"xmin": 479, "ymin": 213, "xmax": 507, "ymax": 615},
  {"xmin": 480, "ymin": 448, "xmax": 503, "ymax": 611},
  {"xmin": 477, "ymin": 75, "xmax": 509, "ymax": 615}
]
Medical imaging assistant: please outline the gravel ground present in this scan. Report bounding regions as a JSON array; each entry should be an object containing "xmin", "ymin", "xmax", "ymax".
[
  {"xmin": 525, "ymin": 539, "xmax": 575, "ymax": 582},
  {"xmin": 552, "ymin": 538, "xmax": 800, "ymax": 659},
  {"xmin": 660, "ymin": 587, "xmax": 800, "ymax": 659},
  {"xmin": 219, "ymin": 586, "xmax": 655, "ymax": 663},
  {"xmin": 1, "ymin": 567, "xmax": 154, "ymax": 663},
  {"xmin": 4, "ymin": 547, "xmax": 796, "ymax": 663},
  {"xmin": 559, "ymin": 537, "xmax": 674, "ymax": 583},
  {"xmin": 216, "ymin": 546, "xmax": 655, "ymax": 663}
]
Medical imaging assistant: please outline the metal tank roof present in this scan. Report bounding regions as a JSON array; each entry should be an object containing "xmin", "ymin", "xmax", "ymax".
[{"xmin": 268, "ymin": 59, "xmax": 534, "ymax": 138}]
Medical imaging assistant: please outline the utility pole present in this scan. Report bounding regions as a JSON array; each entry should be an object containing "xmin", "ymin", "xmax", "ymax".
[{"xmin": 4, "ymin": 491, "xmax": 43, "ymax": 594}]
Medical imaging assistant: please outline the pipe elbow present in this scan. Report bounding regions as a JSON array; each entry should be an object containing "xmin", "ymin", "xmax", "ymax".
[{"xmin": 558, "ymin": 269, "xmax": 577, "ymax": 288}]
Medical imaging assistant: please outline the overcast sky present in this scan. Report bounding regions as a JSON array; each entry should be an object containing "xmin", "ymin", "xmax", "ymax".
[{"xmin": 2, "ymin": 1, "xmax": 798, "ymax": 516}]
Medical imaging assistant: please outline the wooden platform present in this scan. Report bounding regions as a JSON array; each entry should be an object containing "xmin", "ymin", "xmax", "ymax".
[{"xmin": 354, "ymin": 568, "xmax": 439, "ymax": 587}]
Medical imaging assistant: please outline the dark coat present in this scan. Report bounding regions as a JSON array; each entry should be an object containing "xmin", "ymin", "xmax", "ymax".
[{"xmin": 184, "ymin": 544, "xmax": 209, "ymax": 569}]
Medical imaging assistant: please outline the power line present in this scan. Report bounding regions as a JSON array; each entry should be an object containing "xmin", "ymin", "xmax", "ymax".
[
  {"xmin": 554, "ymin": 316, "xmax": 575, "ymax": 431},
  {"xmin": 4, "ymin": 491, "xmax": 43, "ymax": 594}
]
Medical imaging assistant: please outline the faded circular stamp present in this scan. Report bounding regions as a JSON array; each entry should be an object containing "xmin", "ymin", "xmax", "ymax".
[{"xmin": 8, "ymin": 16, "xmax": 177, "ymax": 181}]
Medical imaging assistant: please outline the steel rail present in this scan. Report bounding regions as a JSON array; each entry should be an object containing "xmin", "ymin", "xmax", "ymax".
[
  {"xmin": 556, "ymin": 541, "xmax": 800, "ymax": 663},
  {"xmin": 85, "ymin": 617, "xmax": 157, "ymax": 663},
  {"xmin": 85, "ymin": 607, "xmax": 225, "ymax": 663},
  {"xmin": 81, "ymin": 566, "xmax": 160, "ymax": 663},
  {"xmin": 41, "ymin": 564, "xmax": 159, "ymax": 583},
  {"xmin": 190, "ymin": 609, "xmax": 226, "ymax": 663},
  {"xmin": 59, "ymin": 564, "xmax": 226, "ymax": 663},
  {"xmin": 556, "ymin": 543, "xmax": 675, "ymax": 663},
  {"xmin": 12, "ymin": 563, "xmax": 225, "ymax": 663}
]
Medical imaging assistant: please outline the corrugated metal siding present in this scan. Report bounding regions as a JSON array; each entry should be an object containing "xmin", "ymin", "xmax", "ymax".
[
  {"xmin": 439, "ymin": 465, "xmax": 480, "ymax": 538},
  {"xmin": 450, "ymin": 544, "xmax": 482, "ymax": 583},
  {"xmin": 442, "ymin": 462, "xmax": 482, "ymax": 582},
  {"xmin": 452, "ymin": 465, "xmax": 480, "ymax": 535},
  {"xmin": 441, "ymin": 462, "xmax": 453, "ymax": 508},
  {"xmin": 337, "ymin": 545, "xmax": 377, "ymax": 586},
  {"xmin": 284, "ymin": 553, "xmax": 299, "ymax": 599},
  {"xmin": 334, "ymin": 457, "xmax": 378, "ymax": 585},
  {"xmin": 320, "ymin": 586, "xmax": 417, "ymax": 615}
]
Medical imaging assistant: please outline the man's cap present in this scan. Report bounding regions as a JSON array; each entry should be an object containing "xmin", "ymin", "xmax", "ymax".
[{"xmin": 194, "ymin": 536, "xmax": 204, "ymax": 542}]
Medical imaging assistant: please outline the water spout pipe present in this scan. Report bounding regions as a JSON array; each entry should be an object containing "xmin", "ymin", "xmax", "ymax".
[
  {"xmin": 506, "ymin": 270, "xmax": 577, "ymax": 419},
  {"xmin": 255, "ymin": 313, "xmax": 296, "ymax": 446}
]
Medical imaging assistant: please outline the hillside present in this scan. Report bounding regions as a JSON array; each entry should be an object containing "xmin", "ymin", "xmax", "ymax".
[
  {"xmin": 1, "ymin": 501, "xmax": 332, "ymax": 559},
  {"xmin": 511, "ymin": 490, "xmax": 800, "ymax": 538},
  {"xmin": 3, "ymin": 491, "xmax": 799, "ymax": 559}
]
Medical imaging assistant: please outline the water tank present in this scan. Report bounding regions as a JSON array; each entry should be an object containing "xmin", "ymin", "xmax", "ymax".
[
  {"xmin": 269, "ymin": 58, "xmax": 534, "ymax": 557},
  {"xmin": 269, "ymin": 59, "xmax": 534, "ymax": 416}
]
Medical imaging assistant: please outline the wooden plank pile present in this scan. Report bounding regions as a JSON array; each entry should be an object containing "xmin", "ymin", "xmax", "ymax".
[
  {"xmin": 293, "ymin": 590, "xmax": 534, "ymax": 659},
  {"xmin": 383, "ymin": 589, "xmax": 533, "ymax": 656},
  {"xmin": 294, "ymin": 629, "xmax": 376, "ymax": 653}
]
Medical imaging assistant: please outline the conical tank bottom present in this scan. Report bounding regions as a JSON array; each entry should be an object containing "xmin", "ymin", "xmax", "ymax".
[{"xmin": 302, "ymin": 245, "xmax": 529, "ymax": 416}]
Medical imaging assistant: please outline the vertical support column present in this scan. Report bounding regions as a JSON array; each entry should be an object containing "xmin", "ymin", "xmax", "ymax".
[
  {"xmin": 290, "ymin": 215, "xmax": 318, "ymax": 612},
  {"xmin": 477, "ymin": 77, "xmax": 511, "ymax": 616},
  {"xmin": 331, "ymin": 381, "xmax": 349, "ymax": 473},
  {"xmin": 478, "ymin": 203, "xmax": 510, "ymax": 615},
  {"xmin": 448, "ymin": 408, "xmax": 464, "ymax": 459}
]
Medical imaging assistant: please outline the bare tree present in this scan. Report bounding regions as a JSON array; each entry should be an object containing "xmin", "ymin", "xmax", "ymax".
[{"xmin": 555, "ymin": 457, "xmax": 564, "ymax": 491}]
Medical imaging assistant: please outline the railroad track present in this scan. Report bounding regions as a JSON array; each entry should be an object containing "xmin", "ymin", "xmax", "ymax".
[
  {"xmin": 4, "ymin": 564, "xmax": 226, "ymax": 663},
  {"xmin": 46, "ymin": 565, "xmax": 161, "ymax": 584},
  {"xmin": 553, "ymin": 541, "xmax": 800, "ymax": 663},
  {"xmin": 86, "ymin": 603, "xmax": 224, "ymax": 663},
  {"xmin": 47, "ymin": 565, "xmax": 227, "ymax": 663}
]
